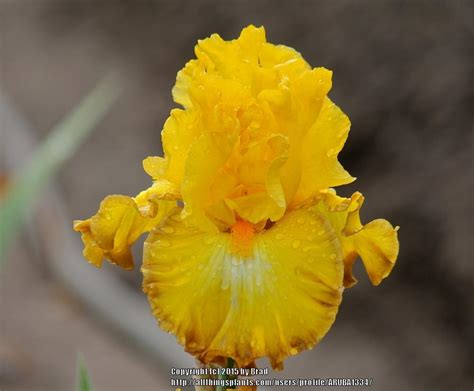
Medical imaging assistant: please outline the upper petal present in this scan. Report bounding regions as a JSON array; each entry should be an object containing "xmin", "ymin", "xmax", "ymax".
[{"xmin": 292, "ymin": 98, "xmax": 355, "ymax": 206}]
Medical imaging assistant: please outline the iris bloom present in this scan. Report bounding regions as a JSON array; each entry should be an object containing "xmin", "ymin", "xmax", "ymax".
[{"xmin": 74, "ymin": 25, "xmax": 399, "ymax": 371}]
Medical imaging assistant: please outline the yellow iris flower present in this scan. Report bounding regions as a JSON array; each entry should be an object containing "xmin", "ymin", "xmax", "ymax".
[{"xmin": 74, "ymin": 25, "xmax": 399, "ymax": 371}]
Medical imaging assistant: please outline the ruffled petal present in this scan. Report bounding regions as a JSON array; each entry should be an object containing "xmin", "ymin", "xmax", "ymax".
[
  {"xmin": 73, "ymin": 189, "xmax": 176, "ymax": 269},
  {"xmin": 181, "ymin": 131, "xmax": 238, "ymax": 231},
  {"xmin": 160, "ymin": 108, "xmax": 203, "ymax": 185},
  {"xmin": 314, "ymin": 190, "xmax": 399, "ymax": 287},
  {"xmin": 278, "ymin": 70, "xmax": 334, "ymax": 205},
  {"xmin": 225, "ymin": 134, "xmax": 289, "ymax": 224},
  {"xmin": 292, "ymin": 98, "xmax": 355, "ymax": 206},
  {"xmin": 172, "ymin": 59, "xmax": 204, "ymax": 109},
  {"xmin": 141, "ymin": 205, "xmax": 344, "ymax": 370}
]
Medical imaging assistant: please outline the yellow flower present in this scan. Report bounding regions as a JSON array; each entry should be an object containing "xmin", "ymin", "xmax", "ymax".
[{"xmin": 74, "ymin": 25, "xmax": 399, "ymax": 370}]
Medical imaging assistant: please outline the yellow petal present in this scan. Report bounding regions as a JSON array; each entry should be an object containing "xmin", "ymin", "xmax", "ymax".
[
  {"xmin": 161, "ymin": 108, "xmax": 202, "ymax": 185},
  {"xmin": 181, "ymin": 131, "xmax": 237, "ymax": 232},
  {"xmin": 278, "ymin": 69, "xmax": 334, "ymax": 205},
  {"xmin": 74, "ymin": 191, "xmax": 176, "ymax": 269},
  {"xmin": 141, "ymin": 205, "xmax": 344, "ymax": 370},
  {"xmin": 224, "ymin": 134, "xmax": 289, "ymax": 224},
  {"xmin": 172, "ymin": 59, "xmax": 204, "ymax": 109},
  {"xmin": 315, "ymin": 190, "xmax": 399, "ymax": 286},
  {"xmin": 292, "ymin": 98, "xmax": 355, "ymax": 206},
  {"xmin": 73, "ymin": 221, "xmax": 104, "ymax": 268},
  {"xmin": 161, "ymin": 26, "xmax": 354, "ymax": 230},
  {"xmin": 142, "ymin": 156, "xmax": 167, "ymax": 180}
]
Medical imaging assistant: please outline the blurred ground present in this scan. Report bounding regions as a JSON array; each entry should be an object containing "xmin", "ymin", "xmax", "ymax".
[
  {"xmin": 0, "ymin": 238, "xmax": 168, "ymax": 391},
  {"xmin": 1, "ymin": 1, "xmax": 473, "ymax": 390}
]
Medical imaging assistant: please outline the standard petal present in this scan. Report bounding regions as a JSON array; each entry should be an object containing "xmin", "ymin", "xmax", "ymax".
[
  {"xmin": 141, "ymin": 205, "xmax": 344, "ymax": 370},
  {"xmin": 278, "ymin": 70, "xmax": 334, "ymax": 205},
  {"xmin": 181, "ymin": 131, "xmax": 237, "ymax": 231},
  {"xmin": 172, "ymin": 59, "xmax": 204, "ymax": 109},
  {"xmin": 160, "ymin": 108, "xmax": 202, "ymax": 185},
  {"xmin": 292, "ymin": 98, "xmax": 355, "ymax": 206}
]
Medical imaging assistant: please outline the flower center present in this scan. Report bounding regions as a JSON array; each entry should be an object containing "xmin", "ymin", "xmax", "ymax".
[{"xmin": 230, "ymin": 219, "xmax": 255, "ymax": 257}]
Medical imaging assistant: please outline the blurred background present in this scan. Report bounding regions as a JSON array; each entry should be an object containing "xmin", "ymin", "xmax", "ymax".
[{"xmin": 0, "ymin": 1, "xmax": 472, "ymax": 390}]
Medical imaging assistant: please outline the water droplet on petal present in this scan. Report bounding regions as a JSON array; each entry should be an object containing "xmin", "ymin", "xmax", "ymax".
[
  {"xmin": 292, "ymin": 240, "xmax": 301, "ymax": 249},
  {"xmin": 297, "ymin": 217, "xmax": 305, "ymax": 224},
  {"xmin": 221, "ymin": 279, "xmax": 230, "ymax": 290},
  {"xmin": 329, "ymin": 253, "xmax": 337, "ymax": 260},
  {"xmin": 289, "ymin": 347, "xmax": 298, "ymax": 355},
  {"xmin": 275, "ymin": 233, "xmax": 284, "ymax": 240}
]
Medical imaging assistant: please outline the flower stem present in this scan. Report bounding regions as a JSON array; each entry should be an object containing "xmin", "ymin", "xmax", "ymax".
[{"xmin": 216, "ymin": 358, "xmax": 236, "ymax": 391}]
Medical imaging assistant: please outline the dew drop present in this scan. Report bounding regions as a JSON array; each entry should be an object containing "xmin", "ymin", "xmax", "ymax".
[
  {"xmin": 318, "ymin": 230, "xmax": 325, "ymax": 236},
  {"xmin": 289, "ymin": 347, "xmax": 298, "ymax": 355},
  {"xmin": 292, "ymin": 240, "xmax": 301, "ymax": 249},
  {"xmin": 297, "ymin": 217, "xmax": 305, "ymax": 224},
  {"xmin": 303, "ymin": 246, "xmax": 312, "ymax": 253},
  {"xmin": 275, "ymin": 233, "xmax": 284, "ymax": 240},
  {"xmin": 232, "ymin": 257, "xmax": 242, "ymax": 266},
  {"xmin": 329, "ymin": 253, "xmax": 337, "ymax": 260},
  {"xmin": 221, "ymin": 279, "xmax": 230, "ymax": 290}
]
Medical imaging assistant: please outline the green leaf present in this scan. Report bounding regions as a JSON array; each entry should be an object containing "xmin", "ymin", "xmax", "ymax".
[
  {"xmin": 0, "ymin": 75, "xmax": 121, "ymax": 266},
  {"xmin": 76, "ymin": 354, "xmax": 93, "ymax": 391}
]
